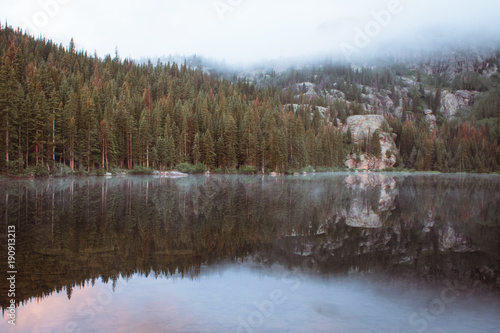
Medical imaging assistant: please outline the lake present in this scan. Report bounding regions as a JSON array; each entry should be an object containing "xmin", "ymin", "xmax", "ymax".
[{"xmin": 1, "ymin": 173, "xmax": 500, "ymax": 332}]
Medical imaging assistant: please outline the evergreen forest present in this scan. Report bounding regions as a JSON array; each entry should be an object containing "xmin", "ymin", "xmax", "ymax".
[{"xmin": 1, "ymin": 25, "xmax": 500, "ymax": 175}]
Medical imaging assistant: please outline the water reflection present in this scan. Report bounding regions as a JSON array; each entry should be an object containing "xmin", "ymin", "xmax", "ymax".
[
  {"xmin": 342, "ymin": 173, "xmax": 397, "ymax": 228},
  {"xmin": 0, "ymin": 173, "xmax": 499, "ymax": 321},
  {"xmin": 3, "ymin": 266, "xmax": 500, "ymax": 333}
]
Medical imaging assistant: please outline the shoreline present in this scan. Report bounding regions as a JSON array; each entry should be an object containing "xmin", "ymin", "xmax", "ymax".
[{"xmin": 2, "ymin": 168, "xmax": 499, "ymax": 179}]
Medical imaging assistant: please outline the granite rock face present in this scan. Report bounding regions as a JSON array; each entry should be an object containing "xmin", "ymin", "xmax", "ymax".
[
  {"xmin": 345, "ymin": 153, "xmax": 397, "ymax": 170},
  {"xmin": 346, "ymin": 115, "xmax": 385, "ymax": 138},
  {"xmin": 345, "ymin": 115, "xmax": 398, "ymax": 170},
  {"xmin": 413, "ymin": 48, "xmax": 496, "ymax": 79},
  {"xmin": 440, "ymin": 90, "xmax": 479, "ymax": 119}
]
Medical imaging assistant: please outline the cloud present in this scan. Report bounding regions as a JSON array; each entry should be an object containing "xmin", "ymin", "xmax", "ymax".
[{"xmin": 0, "ymin": 0, "xmax": 499, "ymax": 64}]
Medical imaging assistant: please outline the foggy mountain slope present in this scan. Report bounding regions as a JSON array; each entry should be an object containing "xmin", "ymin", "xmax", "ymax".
[
  {"xmin": 216, "ymin": 47, "xmax": 498, "ymax": 123},
  {"xmin": 287, "ymin": 47, "xmax": 496, "ymax": 115}
]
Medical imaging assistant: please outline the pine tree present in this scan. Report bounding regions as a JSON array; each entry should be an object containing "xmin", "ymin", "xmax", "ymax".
[
  {"xmin": 370, "ymin": 130, "xmax": 381, "ymax": 158},
  {"xmin": 68, "ymin": 117, "xmax": 76, "ymax": 170},
  {"xmin": 241, "ymin": 107, "xmax": 258, "ymax": 166},
  {"xmin": 99, "ymin": 119, "xmax": 109, "ymax": 170},
  {"xmin": 435, "ymin": 138, "xmax": 446, "ymax": 171},
  {"xmin": 433, "ymin": 88, "xmax": 441, "ymax": 113},
  {"xmin": 0, "ymin": 55, "xmax": 17, "ymax": 168},
  {"xmin": 223, "ymin": 113, "xmax": 237, "ymax": 168},
  {"xmin": 202, "ymin": 129, "xmax": 215, "ymax": 169},
  {"xmin": 139, "ymin": 109, "xmax": 151, "ymax": 167},
  {"xmin": 33, "ymin": 83, "xmax": 49, "ymax": 166},
  {"xmin": 155, "ymin": 137, "xmax": 168, "ymax": 170},
  {"xmin": 166, "ymin": 135, "xmax": 176, "ymax": 169},
  {"xmin": 292, "ymin": 116, "xmax": 308, "ymax": 168},
  {"xmin": 423, "ymin": 136, "xmax": 435, "ymax": 170},
  {"xmin": 346, "ymin": 126, "xmax": 352, "ymax": 145},
  {"xmin": 400, "ymin": 122, "xmax": 416, "ymax": 161},
  {"xmin": 192, "ymin": 132, "xmax": 200, "ymax": 165},
  {"xmin": 48, "ymin": 88, "xmax": 60, "ymax": 165},
  {"xmin": 275, "ymin": 128, "xmax": 288, "ymax": 171}
]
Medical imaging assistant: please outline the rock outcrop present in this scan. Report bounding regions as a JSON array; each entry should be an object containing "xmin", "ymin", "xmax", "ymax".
[
  {"xmin": 424, "ymin": 109, "xmax": 437, "ymax": 131},
  {"xmin": 345, "ymin": 153, "xmax": 397, "ymax": 170},
  {"xmin": 361, "ymin": 92, "xmax": 395, "ymax": 114},
  {"xmin": 346, "ymin": 115, "xmax": 385, "ymax": 138},
  {"xmin": 158, "ymin": 171, "xmax": 188, "ymax": 178},
  {"xmin": 344, "ymin": 115, "xmax": 398, "ymax": 170},
  {"xmin": 439, "ymin": 90, "xmax": 479, "ymax": 119},
  {"xmin": 411, "ymin": 48, "xmax": 497, "ymax": 79},
  {"xmin": 293, "ymin": 82, "xmax": 321, "ymax": 101}
]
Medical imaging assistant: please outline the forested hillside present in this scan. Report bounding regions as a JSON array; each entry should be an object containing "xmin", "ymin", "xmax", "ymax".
[{"xmin": 1, "ymin": 25, "xmax": 499, "ymax": 175}]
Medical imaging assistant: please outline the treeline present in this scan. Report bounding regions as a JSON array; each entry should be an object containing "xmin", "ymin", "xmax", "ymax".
[
  {"xmin": 1, "ymin": 25, "xmax": 500, "ymax": 174},
  {"xmin": 393, "ymin": 82, "xmax": 500, "ymax": 172},
  {"xmin": 394, "ymin": 119, "xmax": 500, "ymax": 172},
  {"xmin": 0, "ymin": 25, "xmax": 347, "ymax": 174}
]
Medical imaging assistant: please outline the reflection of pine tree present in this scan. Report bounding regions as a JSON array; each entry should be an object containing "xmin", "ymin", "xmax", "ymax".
[
  {"xmin": 66, "ymin": 286, "xmax": 73, "ymax": 300},
  {"xmin": 367, "ymin": 185, "xmax": 381, "ymax": 213}
]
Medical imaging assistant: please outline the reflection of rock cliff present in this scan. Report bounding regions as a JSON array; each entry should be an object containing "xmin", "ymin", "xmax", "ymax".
[
  {"xmin": 439, "ymin": 223, "xmax": 477, "ymax": 252},
  {"xmin": 285, "ymin": 174, "xmax": 485, "ymax": 267},
  {"xmin": 342, "ymin": 174, "xmax": 397, "ymax": 228},
  {"xmin": 344, "ymin": 115, "xmax": 398, "ymax": 170}
]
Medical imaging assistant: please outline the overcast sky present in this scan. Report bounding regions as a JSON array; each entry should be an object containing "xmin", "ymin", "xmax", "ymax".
[{"xmin": 2, "ymin": 0, "xmax": 500, "ymax": 64}]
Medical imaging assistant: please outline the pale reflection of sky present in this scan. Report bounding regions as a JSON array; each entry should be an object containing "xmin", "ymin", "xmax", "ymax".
[{"xmin": 2, "ymin": 265, "xmax": 500, "ymax": 333}]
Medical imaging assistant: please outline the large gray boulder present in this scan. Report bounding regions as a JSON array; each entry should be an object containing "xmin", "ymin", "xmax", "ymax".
[{"xmin": 345, "ymin": 115, "xmax": 398, "ymax": 170}]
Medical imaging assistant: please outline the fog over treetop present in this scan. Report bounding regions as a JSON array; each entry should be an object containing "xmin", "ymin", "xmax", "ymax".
[{"xmin": 1, "ymin": 0, "xmax": 499, "ymax": 65}]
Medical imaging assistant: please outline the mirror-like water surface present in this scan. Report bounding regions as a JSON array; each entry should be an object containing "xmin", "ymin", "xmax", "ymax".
[{"xmin": 1, "ymin": 173, "xmax": 500, "ymax": 332}]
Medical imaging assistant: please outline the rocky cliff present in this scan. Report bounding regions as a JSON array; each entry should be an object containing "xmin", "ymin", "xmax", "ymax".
[
  {"xmin": 439, "ymin": 90, "xmax": 479, "ymax": 118},
  {"xmin": 344, "ymin": 115, "xmax": 398, "ymax": 170},
  {"xmin": 409, "ymin": 48, "xmax": 497, "ymax": 79}
]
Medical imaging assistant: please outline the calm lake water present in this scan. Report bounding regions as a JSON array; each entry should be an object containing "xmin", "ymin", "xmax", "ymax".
[{"xmin": 1, "ymin": 173, "xmax": 500, "ymax": 332}]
